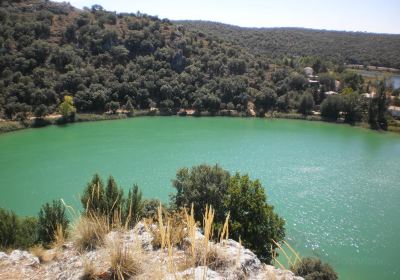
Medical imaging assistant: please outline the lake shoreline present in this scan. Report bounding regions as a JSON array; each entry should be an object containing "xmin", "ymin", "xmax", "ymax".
[{"xmin": 0, "ymin": 110, "xmax": 399, "ymax": 135}]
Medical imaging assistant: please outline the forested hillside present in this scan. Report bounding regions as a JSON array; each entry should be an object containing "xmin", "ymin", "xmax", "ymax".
[
  {"xmin": 177, "ymin": 21, "xmax": 400, "ymax": 69},
  {"xmin": 0, "ymin": 0, "xmax": 396, "ymax": 132},
  {"xmin": 0, "ymin": 0, "xmax": 274, "ymax": 120}
]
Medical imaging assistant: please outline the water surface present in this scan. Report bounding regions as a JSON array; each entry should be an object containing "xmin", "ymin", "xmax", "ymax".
[{"xmin": 0, "ymin": 117, "xmax": 399, "ymax": 280}]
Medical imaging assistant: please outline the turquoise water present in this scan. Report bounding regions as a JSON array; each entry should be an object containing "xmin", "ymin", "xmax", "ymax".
[{"xmin": 0, "ymin": 117, "xmax": 399, "ymax": 279}]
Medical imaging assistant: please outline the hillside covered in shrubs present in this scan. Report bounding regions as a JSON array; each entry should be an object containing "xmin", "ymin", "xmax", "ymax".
[
  {"xmin": 0, "ymin": 0, "xmax": 398, "ymax": 133},
  {"xmin": 177, "ymin": 21, "xmax": 400, "ymax": 69},
  {"xmin": 0, "ymin": 0, "xmax": 273, "ymax": 120}
]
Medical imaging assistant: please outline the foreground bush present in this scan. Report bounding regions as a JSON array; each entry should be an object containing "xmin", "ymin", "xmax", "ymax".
[
  {"xmin": 170, "ymin": 164, "xmax": 285, "ymax": 263},
  {"xmin": 37, "ymin": 200, "xmax": 69, "ymax": 245},
  {"xmin": 0, "ymin": 208, "xmax": 38, "ymax": 249},
  {"xmin": 0, "ymin": 208, "xmax": 18, "ymax": 248},
  {"xmin": 293, "ymin": 257, "xmax": 338, "ymax": 280},
  {"xmin": 81, "ymin": 174, "xmax": 144, "ymax": 228}
]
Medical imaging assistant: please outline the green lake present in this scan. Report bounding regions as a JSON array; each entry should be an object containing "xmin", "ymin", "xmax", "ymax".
[{"xmin": 0, "ymin": 117, "xmax": 399, "ymax": 279}]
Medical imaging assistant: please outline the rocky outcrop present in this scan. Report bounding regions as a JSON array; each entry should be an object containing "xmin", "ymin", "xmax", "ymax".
[{"xmin": 0, "ymin": 222, "xmax": 303, "ymax": 280}]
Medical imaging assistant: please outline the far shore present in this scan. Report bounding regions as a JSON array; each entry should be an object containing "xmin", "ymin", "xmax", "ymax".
[{"xmin": 1, "ymin": 109, "xmax": 399, "ymax": 135}]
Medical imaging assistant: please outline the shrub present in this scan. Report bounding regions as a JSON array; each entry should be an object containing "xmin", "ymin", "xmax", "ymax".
[
  {"xmin": 81, "ymin": 174, "xmax": 144, "ymax": 228},
  {"xmin": 170, "ymin": 164, "xmax": 285, "ymax": 263},
  {"xmin": 16, "ymin": 216, "xmax": 38, "ymax": 248},
  {"xmin": 108, "ymin": 238, "xmax": 141, "ymax": 279},
  {"xmin": 124, "ymin": 184, "xmax": 144, "ymax": 228},
  {"xmin": 225, "ymin": 173, "xmax": 285, "ymax": 263},
  {"xmin": 293, "ymin": 257, "xmax": 338, "ymax": 280},
  {"xmin": 0, "ymin": 208, "xmax": 18, "ymax": 248},
  {"xmin": 0, "ymin": 208, "xmax": 38, "ymax": 249},
  {"xmin": 37, "ymin": 200, "xmax": 69, "ymax": 245},
  {"xmin": 298, "ymin": 93, "xmax": 315, "ymax": 115},
  {"xmin": 321, "ymin": 95, "xmax": 343, "ymax": 121},
  {"xmin": 72, "ymin": 215, "xmax": 108, "ymax": 252},
  {"xmin": 81, "ymin": 173, "xmax": 107, "ymax": 215},
  {"xmin": 170, "ymin": 164, "xmax": 230, "ymax": 222},
  {"xmin": 141, "ymin": 199, "xmax": 161, "ymax": 218}
]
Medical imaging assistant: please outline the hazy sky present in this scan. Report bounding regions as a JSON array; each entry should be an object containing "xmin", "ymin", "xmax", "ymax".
[{"xmin": 55, "ymin": 0, "xmax": 400, "ymax": 34}]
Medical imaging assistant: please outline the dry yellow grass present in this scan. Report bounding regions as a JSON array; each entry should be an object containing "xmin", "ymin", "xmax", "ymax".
[
  {"xmin": 272, "ymin": 239, "xmax": 301, "ymax": 270},
  {"xmin": 81, "ymin": 259, "xmax": 99, "ymax": 280},
  {"xmin": 151, "ymin": 205, "xmax": 187, "ymax": 250},
  {"xmin": 29, "ymin": 245, "xmax": 56, "ymax": 263},
  {"xmin": 107, "ymin": 238, "xmax": 142, "ymax": 280},
  {"xmin": 71, "ymin": 214, "xmax": 109, "ymax": 252},
  {"xmin": 184, "ymin": 204, "xmax": 197, "ymax": 263},
  {"xmin": 52, "ymin": 224, "xmax": 66, "ymax": 249},
  {"xmin": 219, "ymin": 212, "xmax": 230, "ymax": 243}
]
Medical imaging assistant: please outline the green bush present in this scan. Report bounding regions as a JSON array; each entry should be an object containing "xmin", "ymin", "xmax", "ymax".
[
  {"xmin": 293, "ymin": 257, "xmax": 338, "ymax": 280},
  {"xmin": 81, "ymin": 174, "xmax": 144, "ymax": 227},
  {"xmin": 37, "ymin": 200, "xmax": 69, "ymax": 244},
  {"xmin": 141, "ymin": 199, "xmax": 161, "ymax": 218},
  {"xmin": 124, "ymin": 184, "xmax": 144, "ymax": 227},
  {"xmin": 170, "ymin": 164, "xmax": 285, "ymax": 263},
  {"xmin": 0, "ymin": 208, "xmax": 38, "ymax": 249},
  {"xmin": 321, "ymin": 95, "xmax": 343, "ymax": 121},
  {"xmin": 16, "ymin": 217, "xmax": 38, "ymax": 248},
  {"xmin": 298, "ymin": 93, "xmax": 315, "ymax": 115},
  {"xmin": 171, "ymin": 164, "xmax": 230, "ymax": 223},
  {"xmin": 225, "ymin": 173, "xmax": 285, "ymax": 263},
  {"xmin": 0, "ymin": 208, "xmax": 18, "ymax": 248}
]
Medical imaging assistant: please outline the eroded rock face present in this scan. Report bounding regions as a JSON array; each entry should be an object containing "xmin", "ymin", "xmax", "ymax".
[{"xmin": 0, "ymin": 223, "xmax": 303, "ymax": 280}]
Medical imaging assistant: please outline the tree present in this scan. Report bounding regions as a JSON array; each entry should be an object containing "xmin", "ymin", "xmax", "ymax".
[
  {"xmin": 81, "ymin": 173, "xmax": 107, "ymax": 215},
  {"xmin": 376, "ymin": 80, "xmax": 388, "ymax": 130},
  {"xmin": 170, "ymin": 164, "xmax": 285, "ymax": 263},
  {"xmin": 0, "ymin": 208, "xmax": 38, "ymax": 249},
  {"xmin": 170, "ymin": 164, "xmax": 230, "ymax": 222},
  {"xmin": 104, "ymin": 176, "xmax": 124, "ymax": 223},
  {"xmin": 34, "ymin": 104, "xmax": 48, "ymax": 119},
  {"xmin": 105, "ymin": 101, "xmax": 120, "ymax": 114},
  {"xmin": 320, "ymin": 95, "xmax": 343, "ymax": 121},
  {"xmin": 37, "ymin": 200, "xmax": 69, "ymax": 244},
  {"xmin": 254, "ymin": 88, "xmax": 277, "ymax": 112},
  {"xmin": 368, "ymin": 81, "xmax": 388, "ymax": 130},
  {"xmin": 16, "ymin": 217, "xmax": 38, "ymax": 248},
  {"xmin": 58, "ymin": 95, "xmax": 76, "ymax": 121},
  {"xmin": 0, "ymin": 208, "xmax": 18, "ymax": 248},
  {"xmin": 342, "ymin": 91, "xmax": 361, "ymax": 123},
  {"xmin": 224, "ymin": 173, "xmax": 285, "ymax": 263},
  {"xmin": 298, "ymin": 93, "xmax": 315, "ymax": 115},
  {"xmin": 292, "ymin": 257, "xmax": 338, "ymax": 280},
  {"xmin": 124, "ymin": 184, "xmax": 144, "ymax": 227},
  {"xmin": 124, "ymin": 99, "xmax": 134, "ymax": 116}
]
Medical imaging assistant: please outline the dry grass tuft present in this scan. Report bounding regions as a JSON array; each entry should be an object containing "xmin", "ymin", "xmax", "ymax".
[
  {"xmin": 219, "ymin": 212, "xmax": 230, "ymax": 243},
  {"xmin": 30, "ymin": 245, "xmax": 56, "ymax": 263},
  {"xmin": 272, "ymin": 239, "xmax": 301, "ymax": 270},
  {"xmin": 151, "ymin": 205, "xmax": 187, "ymax": 250},
  {"xmin": 191, "ymin": 242, "xmax": 231, "ymax": 271},
  {"xmin": 107, "ymin": 238, "xmax": 142, "ymax": 280},
  {"xmin": 184, "ymin": 204, "xmax": 197, "ymax": 263},
  {"xmin": 72, "ymin": 214, "xmax": 109, "ymax": 252},
  {"xmin": 202, "ymin": 205, "xmax": 215, "ymax": 267},
  {"xmin": 81, "ymin": 259, "xmax": 99, "ymax": 280},
  {"xmin": 52, "ymin": 224, "xmax": 66, "ymax": 249}
]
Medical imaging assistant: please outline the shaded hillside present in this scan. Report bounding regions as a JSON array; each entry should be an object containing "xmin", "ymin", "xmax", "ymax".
[{"xmin": 176, "ymin": 21, "xmax": 400, "ymax": 69}]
